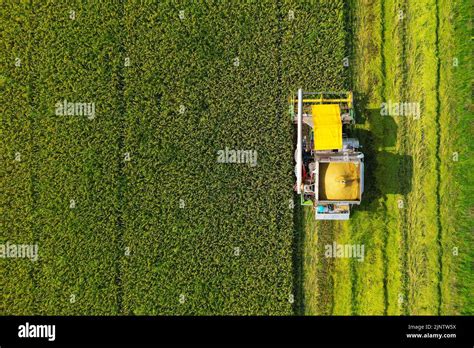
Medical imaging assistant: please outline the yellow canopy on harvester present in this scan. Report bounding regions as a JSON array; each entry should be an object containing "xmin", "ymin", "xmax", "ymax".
[{"xmin": 312, "ymin": 104, "xmax": 342, "ymax": 150}]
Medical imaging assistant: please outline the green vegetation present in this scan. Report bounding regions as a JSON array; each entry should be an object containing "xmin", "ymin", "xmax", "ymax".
[
  {"xmin": 299, "ymin": 0, "xmax": 472, "ymax": 316},
  {"xmin": 120, "ymin": 1, "xmax": 293, "ymax": 315},
  {"xmin": 1, "ymin": 0, "xmax": 36, "ymax": 314},
  {"xmin": 1, "ymin": 1, "xmax": 294, "ymax": 315},
  {"xmin": 1, "ymin": 0, "xmax": 471, "ymax": 315},
  {"xmin": 2, "ymin": 1, "xmax": 123, "ymax": 314},
  {"xmin": 438, "ymin": 0, "xmax": 474, "ymax": 315}
]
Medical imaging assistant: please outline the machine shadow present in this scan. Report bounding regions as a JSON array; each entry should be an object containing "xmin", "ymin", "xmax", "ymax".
[{"xmin": 351, "ymin": 105, "xmax": 413, "ymax": 213}]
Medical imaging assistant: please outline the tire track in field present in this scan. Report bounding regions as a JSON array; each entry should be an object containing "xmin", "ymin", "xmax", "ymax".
[
  {"xmin": 377, "ymin": 0, "xmax": 398, "ymax": 315},
  {"xmin": 347, "ymin": 0, "xmax": 357, "ymax": 315},
  {"xmin": 398, "ymin": 0, "xmax": 410, "ymax": 316},
  {"xmin": 381, "ymin": 0, "xmax": 410, "ymax": 315},
  {"xmin": 433, "ymin": 0, "xmax": 443, "ymax": 315},
  {"xmin": 277, "ymin": 0, "xmax": 303, "ymax": 315},
  {"xmin": 344, "ymin": 0, "xmax": 358, "ymax": 315},
  {"xmin": 379, "ymin": 0, "xmax": 389, "ymax": 315}
]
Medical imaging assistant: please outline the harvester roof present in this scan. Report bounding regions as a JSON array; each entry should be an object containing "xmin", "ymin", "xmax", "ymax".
[{"xmin": 311, "ymin": 104, "xmax": 342, "ymax": 150}]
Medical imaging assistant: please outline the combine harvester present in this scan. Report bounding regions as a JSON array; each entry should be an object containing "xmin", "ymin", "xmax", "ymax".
[{"xmin": 290, "ymin": 89, "xmax": 364, "ymax": 220}]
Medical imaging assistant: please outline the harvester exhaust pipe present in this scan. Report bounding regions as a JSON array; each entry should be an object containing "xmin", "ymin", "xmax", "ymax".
[{"xmin": 296, "ymin": 88, "xmax": 303, "ymax": 194}]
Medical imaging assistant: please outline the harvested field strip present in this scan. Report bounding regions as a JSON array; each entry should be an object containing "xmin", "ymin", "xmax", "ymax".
[
  {"xmin": 332, "ymin": 222, "xmax": 353, "ymax": 315},
  {"xmin": 349, "ymin": 0, "xmax": 444, "ymax": 315},
  {"xmin": 384, "ymin": 0, "xmax": 408, "ymax": 316},
  {"xmin": 348, "ymin": 0, "xmax": 405, "ymax": 315},
  {"xmin": 404, "ymin": 0, "xmax": 442, "ymax": 315},
  {"xmin": 324, "ymin": 0, "xmax": 472, "ymax": 316}
]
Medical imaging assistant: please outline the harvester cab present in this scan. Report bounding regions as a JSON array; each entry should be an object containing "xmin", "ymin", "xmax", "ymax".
[{"xmin": 290, "ymin": 89, "xmax": 364, "ymax": 220}]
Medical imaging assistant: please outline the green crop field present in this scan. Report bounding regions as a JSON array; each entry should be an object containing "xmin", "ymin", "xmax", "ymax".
[
  {"xmin": 1, "ymin": 0, "xmax": 472, "ymax": 316},
  {"xmin": 2, "ymin": 0, "xmax": 294, "ymax": 316}
]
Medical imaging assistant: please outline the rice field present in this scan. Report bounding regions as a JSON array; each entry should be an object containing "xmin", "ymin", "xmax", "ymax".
[{"xmin": 1, "ymin": 0, "xmax": 471, "ymax": 316}]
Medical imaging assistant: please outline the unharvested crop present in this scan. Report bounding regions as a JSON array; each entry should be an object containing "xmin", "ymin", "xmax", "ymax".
[{"xmin": 1, "ymin": 1, "xmax": 294, "ymax": 315}]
